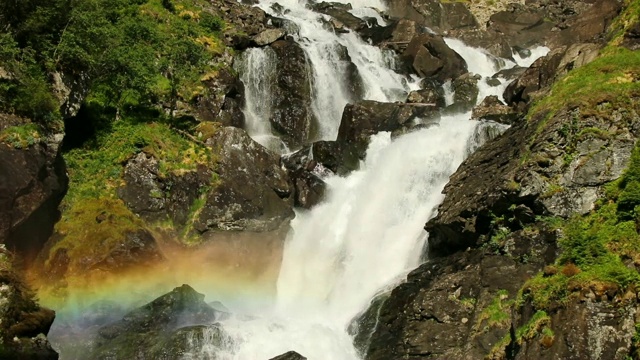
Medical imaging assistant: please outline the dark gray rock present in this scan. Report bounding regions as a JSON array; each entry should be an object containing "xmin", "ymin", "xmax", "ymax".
[
  {"xmin": 0, "ymin": 115, "xmax": 67, "ymax": 263},
  {"xmin": 401, "ymin": 34, "xmax": 467, "ymax": 82},
  {"xmin": 91, "ymin": 285, "xmax": 228, "ymax": 360},
  {"xmin": 385, "ymin": 0, "xmax": 477, "ymax": 32},
  {"xmin": 195, "ymin": 126, "xmax": 294, "ymax": 233},
  {"xmin": 472, "ymin": 95, "xmax": 519, "ymax": 125},
  {"xmin": 269, "ymin": 39, "xmax": 316, "ymax": 148},
  {"xmin": 253, "ymin": 28, "xmax": 286, "ymax": 46},
  {"xmin": 269, "ymin": 351, "xmax": 307, "ymax": 360},
  {"xmin": 449, "ymin": 73, "xmax": 480, "ymax": 113},
  {"xmin": 337, "ymin": 100, "xmax": 439, "ymax": 161}
]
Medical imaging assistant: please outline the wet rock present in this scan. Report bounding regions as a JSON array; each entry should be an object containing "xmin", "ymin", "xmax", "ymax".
[
  {"xmin": 281, "ymin": 148, "xmax": 327, "ymax": 209},
  {"xmin": 253, "ymin": 28, "xmax": 286, "ymax": 46},
  {"xmin": 402, "ymin": 34, "xmax": 467, "ymax": 82},
  {"xmin": 449, "ymin": 73, "xmax": 480, "ymax": 113},
  {"xmin": 0, "ymin": 115, "xmax": 67, "ymax": 262},
  {"xmin": 447, "ymin": 29, "xmax": 513, "ymax": 59},
  {"xmin": 0, "ymin": 247, "xmax": 58, "ymax": 359},
  {"xmin": 362, "ymin": 19, "xmax": 419, "ymax": 49},
  {"xmin": 493, "ymin": 66, "xmax": 527, "ymax": 82},
  {"xmin": 195, "ymin": 126, "xmax": 294, "ymax": 234},
  {"xmin": 407, "ymin": 79, "xmax": 446, "ymax": 109},
  {"xmin": 269, "ymin": 351, "xmax": 307, "ymax": 360},
  {"xmin": 472, "ymin": 95, "xmax": 519, "ymax": 125},
  {"xmin": 337, "ymin": 100, "xmax": 439, "ymax": 160},
  {"xmin": 269, "ymin": 39, "xmax": 315, "ymax": 148},
  {"xmin": 310, "ymin": 2, "xmax": 368, "ymax": 32},
  {"xmin": 92, "ymin": 284, "xmax": 228, "ymax": 360}
]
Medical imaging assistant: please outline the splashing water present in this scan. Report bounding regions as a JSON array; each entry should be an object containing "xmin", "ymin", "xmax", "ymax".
[
  {"xmin": 192, "ymin": 115, "xmax": 490, "ymax": 360},
  {"xmin": 237, "ymin": 0, "xmax": 420, "ymax": 144}
]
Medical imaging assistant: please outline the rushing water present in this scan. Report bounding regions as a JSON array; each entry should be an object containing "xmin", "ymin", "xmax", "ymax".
[
  {"xmin": 185, "ymin": 1, "xmax": 549, "ymax": 359},
  {"xmin": 237, "ymin": 0, "xmax": 420, "ymax": 146}
]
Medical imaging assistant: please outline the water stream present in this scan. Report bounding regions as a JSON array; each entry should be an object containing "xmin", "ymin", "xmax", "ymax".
[{"xmin": 194, "ymin": 1, "xmax": 549, "ymax": 359}]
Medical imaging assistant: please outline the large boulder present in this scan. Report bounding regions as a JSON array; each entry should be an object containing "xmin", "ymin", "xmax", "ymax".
[
  {"xmin": 195, "ymin": 126, "xmax": 294, "ymax": 234},
  {"xmin": 337, "ymin": 100, "xmax": 439, "ymax": 160},
  {"xmin": 281, "ymin": 149, "xmax": 328, "ymax": 209},
  {"xmin": 91, "ymin": 285, "xmax": 228, "ymax": 360},
  {"xmin": 269, "ymin": 351, "xmax": 307, "ymax": 360},
  {"xmin": 310, "ymin": 2, "xmax": 370, "ymax": 32},
  {"xmin": 269, "ymin": 39, "xmax": 316, "ymax": 148},
  {"xmin": 401, "ymin": 34, "xmax": 467, "ymax": 82},
  {"xmin": 0, "ymin": 115, "xmax": 67, "ymax": 262}
]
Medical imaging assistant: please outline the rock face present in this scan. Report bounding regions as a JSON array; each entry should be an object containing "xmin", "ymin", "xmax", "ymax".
[
  {"xmin": 91, "ymin": 284, "xmax": 228, "ymax": 360},
  {"xmin": 386, "ymin": 0, "xmax": 477, "ymax": 32},
  {"xmin": 365, "ymin": 229, "xmax": 557, "ymax": 360},
  {"xmin": 0, "ymin": 115, "xmax": 67, "ymax": 262},
  {"xmin": 504, "ymin": 43, "xmax": 600, "ymax": 109},
  {"xmin": 281, "ymin": 149, "xmax": 327, "ymax": 209},
  {"xmin": 269, "ymin": 39, "xmax": 316, "ymax": 148},
  {"xmin": 195, "ymin": 126, "xmax": 294, "ymax": 234},
  {"xmin": 0, "ymin": 246, "xmax": 58, "ymax": 359}
]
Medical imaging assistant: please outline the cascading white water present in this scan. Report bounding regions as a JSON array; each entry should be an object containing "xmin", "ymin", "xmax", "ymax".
[
  {"xmin": 234, "ymin": 47, "xmax": 288, "ymax": 152},
  {"xmin": 186, "ymin": 3, "xmax": 551, "ymax": 359},
  {"xmin": 186, "ymin": 115, "xmax": 487, "ymax": 360},
  {"xmin": 237, "ymin": 0, "xmax": 419, "ymax": 143}
]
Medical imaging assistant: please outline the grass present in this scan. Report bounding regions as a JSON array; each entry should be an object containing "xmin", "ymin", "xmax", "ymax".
[
  {"xmin": 0, "ymin": 123, "xmax": 41, "ymax": 149},
  {"xmin": 517, "ymin": 144, "xmax": 640, "ymax": 312},
  {"xmin": 474, "ymin": 290, "xmax": 513, "ymax": 333},
  {"xmin": 63, "ymin": 115, "xmax": 212, "ymax": 207}
]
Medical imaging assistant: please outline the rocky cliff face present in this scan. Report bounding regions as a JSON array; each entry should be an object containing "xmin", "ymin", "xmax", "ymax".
[{"xmin": 360, "ymin": 1, "xmax": 640, "ymax": 359}]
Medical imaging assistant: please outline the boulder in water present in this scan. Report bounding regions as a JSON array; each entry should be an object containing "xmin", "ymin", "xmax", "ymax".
[
  {"xmin": 253, "ymin": 28, "xmax": 286, "ymax": 46},
  {"xmin": 269, "ymin": 351, "xmax": 307, "ymax": 360},
  {"xmin": 402, "ymin": 34, "xmax": 467, "ymax": 82},
  {"xmin": 471, "ymin": 96, "xmax": 519, "ymax": 125},
  {"xmin": 91, "ymin": 285, "xmax": 228, "ymax": 359},
  {"xmin": 448, "ymin": 73, "xmax": 480, "ymax": 113},
  {"xmin": 269, "ymin": 39, "xmax": 316, "ymax": 148}
]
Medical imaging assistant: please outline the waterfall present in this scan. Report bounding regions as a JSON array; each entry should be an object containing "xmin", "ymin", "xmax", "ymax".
[
  {"xmin": 189, "ymin": 115, "xmax": 488, "ymax": 360},
  {"xmin": 236, "ymin": 0, "xmax": 420, "ymax": 145},
  {"xmin": 234, "ymin": 47, "xmax": 288, "ymax": 152},
  {"xmin": 185, "ymin": 2, "xmax": 551, "ymax": 359}
]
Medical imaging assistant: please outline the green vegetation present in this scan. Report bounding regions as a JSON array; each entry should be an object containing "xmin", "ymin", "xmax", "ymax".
[
  {"xmin": 0, "ymin": 123, "xmax": 42, "ymax": 148},
  {"xmin": 0, "ymin": 0, "xmax": 228, "ymax": 122},
  {"xmin": 474, "ymin": 290, "xmax": 513, "ymax": 333},
  {"xmin": 63, "ymin": 116, "xmax": 211, "ymax": 206},
  {"xmin": 519, "ymin": 144, "xmax": 640, "ymax": 311}
]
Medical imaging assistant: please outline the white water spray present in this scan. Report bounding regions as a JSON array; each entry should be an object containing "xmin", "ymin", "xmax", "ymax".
[
  {"xmin": 190, "ymin": 4, "xmax": 551, "ymax": 359},
  {"xmin": 237, "ymin": 0, "xmax": 419, "ymax": 144}
]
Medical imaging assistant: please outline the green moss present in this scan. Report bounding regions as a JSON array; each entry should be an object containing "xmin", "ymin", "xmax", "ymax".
[
  {"xmin": 0, "ymin": 123, "xmax": 42, "ymax": 148},
  {"xmin": 49, "ymin": 198, "xmax": 145, "ymax": 271},
  {"xmin": 529, "ymin": 47, "xmax": 640, "ymax": 121},
  {"xmin": 515, "ymin": 310, "xmax": 551, "ymax": 344},
  {"xmin": 474, "ymin": 290, "xmax": 513, "ymax": 333},
  {"xmin": 63, "ymin": 116, "xmax": 212, "ymax": 206}
]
